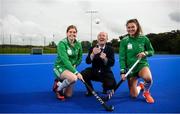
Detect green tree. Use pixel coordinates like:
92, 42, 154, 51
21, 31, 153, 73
81, 41, 91, 53
147, 30, 180, 54
48, 41, 57, 48
92, 40, 98, 47
110, 39, 119, 53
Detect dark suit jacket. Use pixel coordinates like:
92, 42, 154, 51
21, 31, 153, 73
86, 45, 115, 73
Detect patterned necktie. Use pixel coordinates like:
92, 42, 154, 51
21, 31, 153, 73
100, 48, 104, 53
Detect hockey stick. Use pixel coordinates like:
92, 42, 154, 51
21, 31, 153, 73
103, 58, 141, 101
81, 79, 114, 111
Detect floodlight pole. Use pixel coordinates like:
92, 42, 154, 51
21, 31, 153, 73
86, 10, 98, 44
10, 34, 12, 45
44, 36, 46, 47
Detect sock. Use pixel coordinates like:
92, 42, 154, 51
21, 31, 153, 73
144, 81, 152, 92
57, 79, 71, 91
137, 86, 141, 95
57, 81, 62, 86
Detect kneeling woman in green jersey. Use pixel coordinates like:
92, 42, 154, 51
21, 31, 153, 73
53, 25, 83, 100
120, 19, 155, 103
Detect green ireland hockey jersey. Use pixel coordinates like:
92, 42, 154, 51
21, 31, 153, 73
54, 38, 83, 74
119, 35, 154, 73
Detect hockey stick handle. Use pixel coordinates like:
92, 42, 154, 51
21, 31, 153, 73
115, 58, 141, 91
124, 58, 141, 78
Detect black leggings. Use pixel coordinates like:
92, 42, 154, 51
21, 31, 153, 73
81, 67, 117, 93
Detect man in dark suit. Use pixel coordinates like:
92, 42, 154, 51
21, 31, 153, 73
81, 32, 117, 96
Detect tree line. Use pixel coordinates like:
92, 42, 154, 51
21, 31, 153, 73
0, 30, 179, 54
81, 30, 180, 54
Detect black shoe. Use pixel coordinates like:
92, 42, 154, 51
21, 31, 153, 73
85, 91, 93, 97
102, 89, 108, 94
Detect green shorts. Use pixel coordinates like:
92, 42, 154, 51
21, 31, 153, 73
53, 66, 66, 78
127, 63, 149, 80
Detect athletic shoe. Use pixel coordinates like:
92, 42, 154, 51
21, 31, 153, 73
85, 91, 93, 97
139, 81, 145, 91
53, 80, 65, 100
53, 79, 59, 92
143, 91, 154, 103
55, 91, 65, 100
102, 89, 108, 94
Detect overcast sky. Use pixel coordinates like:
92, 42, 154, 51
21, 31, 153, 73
0, 0, 180, 45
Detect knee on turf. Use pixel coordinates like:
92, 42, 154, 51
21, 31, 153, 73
130, 93, 138, 98
65, 94, 72, 98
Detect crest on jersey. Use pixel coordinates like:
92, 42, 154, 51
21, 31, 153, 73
67, 48, 72, 55
127, 43, 133, 49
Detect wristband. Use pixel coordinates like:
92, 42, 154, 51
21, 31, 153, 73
144, 51, 148, 56
74, 71, 79, 75
120, 69, 126, 74
121, 72, 126, 74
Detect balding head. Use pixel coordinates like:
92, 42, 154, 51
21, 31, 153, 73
97, 32, 108, 46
